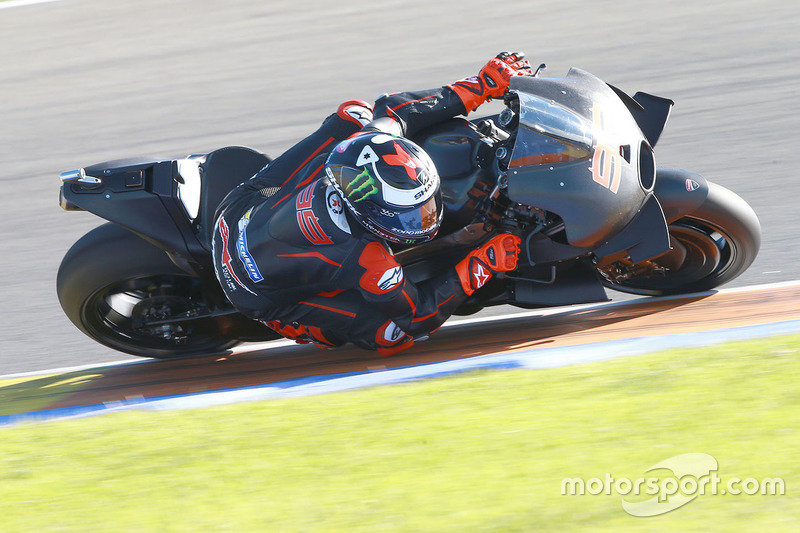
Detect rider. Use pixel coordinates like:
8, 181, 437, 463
212, 52, 530, 355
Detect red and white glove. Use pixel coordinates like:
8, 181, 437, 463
455, 233, 522, 296
449, 52, 533, 113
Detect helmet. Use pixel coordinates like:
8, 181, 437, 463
325, 132, 443, 244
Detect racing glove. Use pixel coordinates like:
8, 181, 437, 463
455, 233, 522, 296
449, 51, 533, 113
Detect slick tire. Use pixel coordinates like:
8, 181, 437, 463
604, 181, 761, 296
57, 222, 239, 358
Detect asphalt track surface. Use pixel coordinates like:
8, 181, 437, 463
1, 0, 799, 374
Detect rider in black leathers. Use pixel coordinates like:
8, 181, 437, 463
212, 53, 530, 355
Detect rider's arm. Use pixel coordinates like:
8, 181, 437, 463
366, 52, 533, 138
352, 235, 521, 336
369, 86, 468, 139
351, 239, 465, 336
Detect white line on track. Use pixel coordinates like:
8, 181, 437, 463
3, 279, 799, 381
0, 0, 63, 9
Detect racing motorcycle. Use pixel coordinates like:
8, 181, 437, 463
56, 67, 761, 358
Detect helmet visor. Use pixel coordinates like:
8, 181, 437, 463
365, 194, 441, 241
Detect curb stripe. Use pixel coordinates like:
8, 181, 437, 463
3, 318, 799, 427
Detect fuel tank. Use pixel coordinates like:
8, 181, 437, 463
412, 118, 494, 236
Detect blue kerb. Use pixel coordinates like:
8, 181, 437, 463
0, 360, 522, 427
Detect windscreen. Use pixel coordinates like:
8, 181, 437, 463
509, 92, 594, 169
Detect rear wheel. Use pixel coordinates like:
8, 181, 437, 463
602, 182, 761, 296
57, 223, 240, 358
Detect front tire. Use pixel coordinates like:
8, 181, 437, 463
57, 223, 240, 358
603, 182, 761, 296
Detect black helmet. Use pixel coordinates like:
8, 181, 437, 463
325, 132, 443, 244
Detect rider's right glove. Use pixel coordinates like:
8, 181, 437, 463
455, 233, 522, 296
449, 51, 533, 113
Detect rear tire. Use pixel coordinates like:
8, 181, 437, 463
603, 182, 761, 296
57, 223, 240, 358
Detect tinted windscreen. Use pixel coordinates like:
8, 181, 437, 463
509, 92, 593, 168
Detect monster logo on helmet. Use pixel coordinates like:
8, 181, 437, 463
345, 167, 378, 203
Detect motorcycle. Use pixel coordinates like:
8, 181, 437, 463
56, 67, 761, 358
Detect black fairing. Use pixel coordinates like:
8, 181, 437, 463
652, 168, 709, 222
75, 157, 193, 258
513, 262, 609, 306
608, 85, 674, 147
62, 147, 270, 269
593, 194, 670, 263
506, 69, 670, 258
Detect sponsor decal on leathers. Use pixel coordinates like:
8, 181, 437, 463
326, 185, 351, 234
236, 208, 264, 283
377, 265, 404, 291
216, 216, 257, 295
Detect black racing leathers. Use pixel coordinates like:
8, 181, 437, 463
212, 85, 473, 353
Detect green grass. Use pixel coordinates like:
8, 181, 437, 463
1, 335, 798, 532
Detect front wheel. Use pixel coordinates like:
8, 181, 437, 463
57, 223, 241, 358
602, 182, 761, 296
